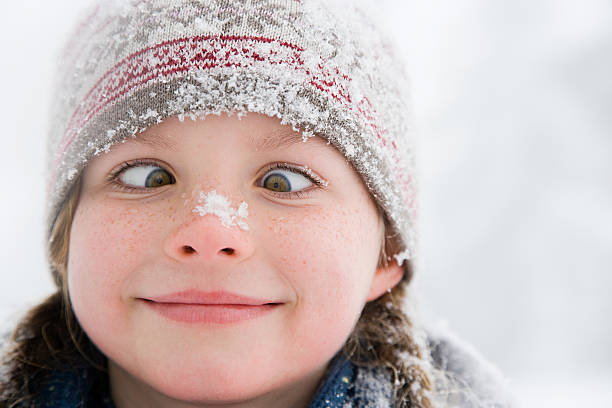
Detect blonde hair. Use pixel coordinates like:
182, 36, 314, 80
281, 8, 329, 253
344, 210, 434, 407
2, 177, 435, 407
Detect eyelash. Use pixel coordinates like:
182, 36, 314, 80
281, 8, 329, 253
106, 160, 326, 198
258, 163, 326, 199
106, 159, 167, 193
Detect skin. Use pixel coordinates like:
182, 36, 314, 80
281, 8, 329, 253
68, 113, 403, 408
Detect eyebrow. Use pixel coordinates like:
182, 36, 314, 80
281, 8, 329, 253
249, 128, 330, 152
131, 131, 178, 151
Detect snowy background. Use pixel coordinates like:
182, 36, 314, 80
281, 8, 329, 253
1, 1, 611, 406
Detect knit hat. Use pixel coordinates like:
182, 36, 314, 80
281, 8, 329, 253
47, 0, 416, 264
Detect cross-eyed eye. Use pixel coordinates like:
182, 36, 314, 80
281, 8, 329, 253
260, 165, 315, 193
116, 163, 175, 188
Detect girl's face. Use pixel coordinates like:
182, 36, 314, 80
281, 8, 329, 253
68, 113, 402, 407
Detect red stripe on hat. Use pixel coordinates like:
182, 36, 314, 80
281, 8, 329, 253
56, 35, 393, 171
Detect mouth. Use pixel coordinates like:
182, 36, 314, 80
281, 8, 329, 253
139, 290, 282, 324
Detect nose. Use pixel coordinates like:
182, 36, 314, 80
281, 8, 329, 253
163, 210, 254, 263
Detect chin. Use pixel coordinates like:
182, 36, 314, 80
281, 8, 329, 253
130, 359, 295, 405
173, 372, 263, 400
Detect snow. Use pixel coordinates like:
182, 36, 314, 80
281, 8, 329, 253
392, 249, 411, 265
192, 190, 249, 231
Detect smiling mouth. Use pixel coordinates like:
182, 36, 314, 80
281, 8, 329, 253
139, 290, 282, 324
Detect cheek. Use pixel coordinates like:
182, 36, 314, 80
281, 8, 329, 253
282, 205, 378, 281
264, 202, 380, 347
67, 198, 163, 335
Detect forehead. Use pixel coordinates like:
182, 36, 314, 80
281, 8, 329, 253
129, 115, 335, 155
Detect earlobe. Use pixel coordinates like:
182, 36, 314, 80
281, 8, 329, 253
366, 260, 404, 301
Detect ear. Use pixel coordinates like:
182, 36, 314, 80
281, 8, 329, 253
365, 260, 404, 301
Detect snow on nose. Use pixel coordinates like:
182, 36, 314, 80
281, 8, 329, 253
192, 190, 249, 231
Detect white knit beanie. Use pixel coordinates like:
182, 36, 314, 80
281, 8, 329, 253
47, 0, 416, 265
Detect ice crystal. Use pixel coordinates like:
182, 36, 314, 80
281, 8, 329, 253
393, 249, 411, 265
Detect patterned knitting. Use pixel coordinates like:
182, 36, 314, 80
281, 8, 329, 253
47, 0, 416, 261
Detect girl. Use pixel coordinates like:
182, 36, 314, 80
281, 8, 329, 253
1, 0, 510, 407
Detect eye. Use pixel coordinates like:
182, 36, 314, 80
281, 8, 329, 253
261, 165, 314, 193
117, 163, 175, 188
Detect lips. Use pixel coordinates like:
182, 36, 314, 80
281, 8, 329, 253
140, 290, 281, 324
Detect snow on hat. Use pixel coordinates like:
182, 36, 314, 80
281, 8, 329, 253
47, 0, 416, 264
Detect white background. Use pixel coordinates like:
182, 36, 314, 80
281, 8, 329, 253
1, 1, 611, 406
